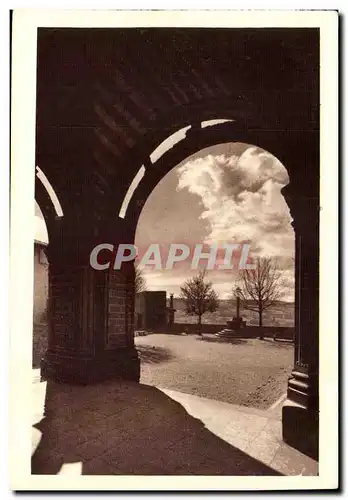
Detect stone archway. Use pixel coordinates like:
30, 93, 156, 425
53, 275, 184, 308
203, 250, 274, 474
128, 125, 319, 461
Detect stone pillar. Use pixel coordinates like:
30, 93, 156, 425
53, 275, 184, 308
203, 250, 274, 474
41, 241, 140, 384
168, 293, 175, 329
281, 186, 320, 460
236, 295, 240, 320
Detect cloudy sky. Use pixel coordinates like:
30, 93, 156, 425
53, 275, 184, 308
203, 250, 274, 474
35, 142, 295, 301
135, 142, 295, 301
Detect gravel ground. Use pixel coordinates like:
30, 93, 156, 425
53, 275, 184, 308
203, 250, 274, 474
135, 333, 294, 409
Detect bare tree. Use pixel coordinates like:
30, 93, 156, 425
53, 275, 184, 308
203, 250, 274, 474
180, 271, 219, 336
135, 265, 147, 294
235, 257, 285, 336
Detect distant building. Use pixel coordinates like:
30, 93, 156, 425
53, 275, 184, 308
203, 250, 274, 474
33, 239, 48, 323
135, 291, 168, 331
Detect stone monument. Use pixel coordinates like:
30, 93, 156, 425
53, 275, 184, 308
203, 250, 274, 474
217, 289, 246, 337
166, 293, 176, 330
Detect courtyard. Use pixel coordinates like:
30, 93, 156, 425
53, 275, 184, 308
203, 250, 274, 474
31, 331, 319, 476
136, 334, 294, 409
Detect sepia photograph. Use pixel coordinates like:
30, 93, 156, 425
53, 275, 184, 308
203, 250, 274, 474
9, 9, 338, 491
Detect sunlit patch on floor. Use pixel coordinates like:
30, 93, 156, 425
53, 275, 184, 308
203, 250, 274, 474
58, 462, 83, 475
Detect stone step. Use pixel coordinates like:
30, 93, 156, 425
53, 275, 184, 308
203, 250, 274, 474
216, 329, 241, 338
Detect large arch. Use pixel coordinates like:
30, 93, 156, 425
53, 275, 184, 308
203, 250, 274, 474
126, 125, 318, 459
123, 121, 316, 234
36, 28, 319, 459
133, 139, 295, 323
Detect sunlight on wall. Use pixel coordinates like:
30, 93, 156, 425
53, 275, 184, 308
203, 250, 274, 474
119, 165, 146, 219
201, 119, 234, 128
150, 126, 191, 163
58, 462, 83, 476
149, 120, 234, 164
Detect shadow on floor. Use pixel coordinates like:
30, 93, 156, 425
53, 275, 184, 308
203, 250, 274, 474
32, 380, 282, 476
261, 339, 294, 349
136, 345, 174, 364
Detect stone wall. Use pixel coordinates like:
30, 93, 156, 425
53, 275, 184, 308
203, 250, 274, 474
172, 298, 295, 328
32, 242, 49, 367
32, 322, 48, 368
169, 322, 294, 340
33, 243, 48, 323
107, 272, 128, 349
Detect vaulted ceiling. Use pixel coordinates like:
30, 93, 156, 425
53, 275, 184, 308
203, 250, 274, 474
35, 28, 319, 236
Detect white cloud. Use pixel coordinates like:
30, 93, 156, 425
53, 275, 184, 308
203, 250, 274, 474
176, 147, 294, 261
175, 146, 295, 300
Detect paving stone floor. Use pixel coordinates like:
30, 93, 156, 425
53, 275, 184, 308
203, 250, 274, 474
31, 369, 318, 476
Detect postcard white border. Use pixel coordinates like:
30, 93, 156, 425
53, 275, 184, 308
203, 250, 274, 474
9, 9, 338, 491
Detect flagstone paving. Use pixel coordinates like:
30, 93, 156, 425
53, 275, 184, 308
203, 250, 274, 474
32, 370, 318, 477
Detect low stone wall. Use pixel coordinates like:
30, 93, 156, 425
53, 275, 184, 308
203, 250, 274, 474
32, 320, 294, 368
169, 323, 226, 335
168, 322, 294, 340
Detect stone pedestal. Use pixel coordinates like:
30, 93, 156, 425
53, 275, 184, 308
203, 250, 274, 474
282, 393, 319, 461
226, 317, 246, 330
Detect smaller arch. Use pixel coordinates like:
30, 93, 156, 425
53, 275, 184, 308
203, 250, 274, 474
36, 166, 64, 218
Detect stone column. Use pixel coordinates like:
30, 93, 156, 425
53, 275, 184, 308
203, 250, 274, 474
281, 185, 320, 460
41, 236, 140, 384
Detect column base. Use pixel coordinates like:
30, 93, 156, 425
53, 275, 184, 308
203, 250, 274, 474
282, 399, 319, 461
41, 347, 140, 385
